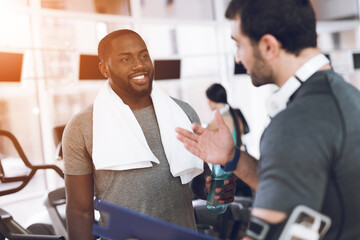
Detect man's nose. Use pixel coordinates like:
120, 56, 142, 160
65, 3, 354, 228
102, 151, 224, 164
132, 57, 145, 70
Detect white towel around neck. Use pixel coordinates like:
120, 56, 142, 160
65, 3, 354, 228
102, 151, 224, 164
92, 80, 203, 184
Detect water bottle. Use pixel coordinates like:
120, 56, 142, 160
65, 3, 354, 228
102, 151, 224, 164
206, 164, 232, 214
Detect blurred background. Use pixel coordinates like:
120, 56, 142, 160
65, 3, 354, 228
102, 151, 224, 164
1, 0, 360, 229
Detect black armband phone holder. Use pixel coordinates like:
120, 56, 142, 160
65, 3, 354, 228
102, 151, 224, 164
246, 205, 332, 240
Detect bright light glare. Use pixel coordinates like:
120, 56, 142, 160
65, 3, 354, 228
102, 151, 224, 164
32, 107, 40, 115
0, 2, 31, 48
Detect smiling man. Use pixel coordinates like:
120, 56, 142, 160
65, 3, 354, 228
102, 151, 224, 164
62, 29, 235, 240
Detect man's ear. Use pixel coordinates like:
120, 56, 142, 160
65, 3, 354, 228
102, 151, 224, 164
99, 61, 110, 79
258, 34, 281, 61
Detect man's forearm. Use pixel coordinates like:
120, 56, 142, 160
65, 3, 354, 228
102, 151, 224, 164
191, 163, 211, 200
66, 209, 95, 240
191, 174, 207, 200
233, 151, 258, 190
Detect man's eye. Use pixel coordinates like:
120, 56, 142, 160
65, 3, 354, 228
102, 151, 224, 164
140, 54, 149, 59
121, 58, 130, 62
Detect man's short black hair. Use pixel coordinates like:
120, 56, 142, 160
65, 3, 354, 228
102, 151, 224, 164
225, 0, 317, 55
98, 29, 140, 61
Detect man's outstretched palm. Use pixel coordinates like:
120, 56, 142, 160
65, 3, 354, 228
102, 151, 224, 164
176, 110, 235, 166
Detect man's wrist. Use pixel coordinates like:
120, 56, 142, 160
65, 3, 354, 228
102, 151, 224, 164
221, 146, 241, 172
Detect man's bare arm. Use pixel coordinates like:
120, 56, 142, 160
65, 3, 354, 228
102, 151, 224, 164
232, 150, 259, 191
191, 163, 211, 200
65, 174, 96, 240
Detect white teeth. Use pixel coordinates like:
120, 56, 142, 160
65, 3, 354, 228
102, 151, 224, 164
133, 75, 145, 80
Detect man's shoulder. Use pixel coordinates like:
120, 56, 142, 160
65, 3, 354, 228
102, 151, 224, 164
69, 104, 93, 124
308, 69, 359, 97
171, 97, 200, 124
171, 97, 192, 110
64, 104, 93, 137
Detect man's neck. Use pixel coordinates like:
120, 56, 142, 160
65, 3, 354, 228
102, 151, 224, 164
274, 48, 330, 88
109, 81, 153, 110
125, 97, 153, 111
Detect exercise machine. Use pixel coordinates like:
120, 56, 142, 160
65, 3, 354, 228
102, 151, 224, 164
192, 196, 253, 239
0, 129, 66, 240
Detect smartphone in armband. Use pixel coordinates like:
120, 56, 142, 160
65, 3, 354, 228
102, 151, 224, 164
279, 205, 331, 240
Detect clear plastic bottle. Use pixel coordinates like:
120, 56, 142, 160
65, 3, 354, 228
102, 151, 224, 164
206, 164, 232, 214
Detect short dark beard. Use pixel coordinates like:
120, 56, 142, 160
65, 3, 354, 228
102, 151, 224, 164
251, 45, 274, 87
108, 67, 153, 98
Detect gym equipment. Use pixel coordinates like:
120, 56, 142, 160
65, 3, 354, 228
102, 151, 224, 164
92, 198, 218, 240
193, 196, 253, 239
0, 129, 66, 240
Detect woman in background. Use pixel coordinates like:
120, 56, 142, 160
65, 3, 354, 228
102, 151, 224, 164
206, 83, 252, 197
